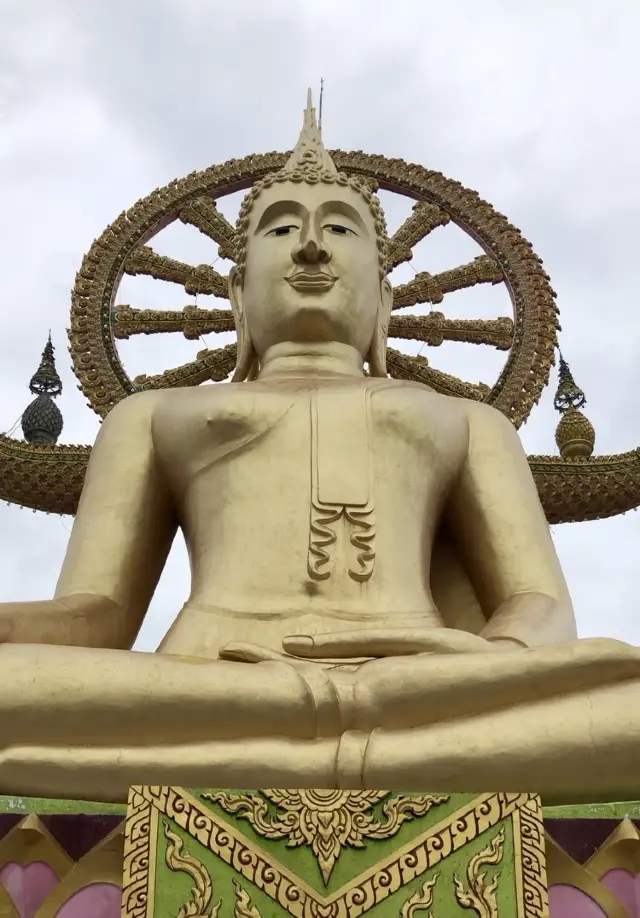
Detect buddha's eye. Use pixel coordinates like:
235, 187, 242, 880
324, 224, 357, 236
267, 224, 299, 237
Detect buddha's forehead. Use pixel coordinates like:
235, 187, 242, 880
248, 180, 378, 236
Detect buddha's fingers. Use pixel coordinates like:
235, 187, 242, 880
283, 627, 495, 659
219, 641, 292, 664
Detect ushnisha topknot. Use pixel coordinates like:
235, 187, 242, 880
234, 89, 389, 279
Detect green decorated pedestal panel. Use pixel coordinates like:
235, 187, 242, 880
122, 788, 548, 918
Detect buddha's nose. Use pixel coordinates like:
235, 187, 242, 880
292, 229, 332, 265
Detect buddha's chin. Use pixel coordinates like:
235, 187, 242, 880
281, 297, 357, 340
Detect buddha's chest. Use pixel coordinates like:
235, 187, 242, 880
152, 381, 468, 498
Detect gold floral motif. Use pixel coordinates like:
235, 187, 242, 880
204, 789, 449, 884
399, 875, 439, 918
164, 821, 219, 918
453, 829, 505, 918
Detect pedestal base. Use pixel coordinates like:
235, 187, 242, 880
123, 788, 548, 918
2, 793, 640, 916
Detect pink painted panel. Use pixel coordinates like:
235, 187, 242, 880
55, 882, 121, 918
601, 868, 640, 917
549, 883, 608, 917
0, 861, 59, 918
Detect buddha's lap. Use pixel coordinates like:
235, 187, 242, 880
0, 636, 639, 714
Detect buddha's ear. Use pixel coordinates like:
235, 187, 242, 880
229, 267, 257, 382
368, 277, 393, 378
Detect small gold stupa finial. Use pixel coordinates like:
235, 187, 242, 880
553, 352, 595, 458
283, 88, 338, 176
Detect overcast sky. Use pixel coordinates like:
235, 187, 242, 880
1, 0, 639, 649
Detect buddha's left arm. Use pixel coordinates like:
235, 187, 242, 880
446, 401, 577, 648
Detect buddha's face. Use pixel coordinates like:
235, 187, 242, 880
230, 180, 392, 364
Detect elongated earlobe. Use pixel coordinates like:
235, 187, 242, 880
229, 267, 257, 382
368, 278, 393, 378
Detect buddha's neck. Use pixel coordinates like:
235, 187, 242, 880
257, 342, 366, 380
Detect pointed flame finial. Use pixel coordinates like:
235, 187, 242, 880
553, 351, 595, 458
28, 332, 62, 398
553, 352, 586, 413
21, 333, 64, 445
283, 88, 337, 176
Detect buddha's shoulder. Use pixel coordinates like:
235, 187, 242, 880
377, 383, 518, 431
376, 379, 470, 414
99, 388, 220, 431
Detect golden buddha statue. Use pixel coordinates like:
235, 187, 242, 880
0, 93, 639, 805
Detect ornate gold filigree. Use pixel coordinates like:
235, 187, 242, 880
124, 246, 228, 298
233, 881, 263, 918
127, 788, 545, 918
453, 828, 505, 918
203, 789, 449, 885
513, 800, 548, 918
164, 821, 219, 918
132, 344, 237, 390
399, 875, 439, 918
387, 201, 450, 269
178, 196, 237, 261
386, 348, 490, 401
122, 788, 157, 918
114, 305, 234, 340
389, 314, 513, 350
392, 256, 503, 310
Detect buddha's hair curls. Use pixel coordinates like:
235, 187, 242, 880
233, 166, 389, 281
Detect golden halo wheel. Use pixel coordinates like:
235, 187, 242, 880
69, 150, 558, 428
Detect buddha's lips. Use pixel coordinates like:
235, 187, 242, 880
286, 272, 337, 292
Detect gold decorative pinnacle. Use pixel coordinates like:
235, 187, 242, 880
283, 88, 338, 176
28, 333, 62, 397
553, 353, 595, 458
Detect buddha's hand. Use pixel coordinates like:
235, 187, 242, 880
282, 628, 526, 660
220, 628, 525, 666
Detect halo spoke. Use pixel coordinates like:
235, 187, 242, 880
124, 246, 229, 298
114, 305, 234, 340
392, 255, 503, 310
178, 196, 237, 260
386, 347, 489, 400
387, 202, 450, 269
389, 314, 513, 350
133, 344, 237, 390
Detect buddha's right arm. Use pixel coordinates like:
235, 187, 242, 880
1, 392, 178, 649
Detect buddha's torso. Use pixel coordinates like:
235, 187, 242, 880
151, 377, 469, 659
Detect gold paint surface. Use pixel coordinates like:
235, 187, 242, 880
0, 95, 639, 806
